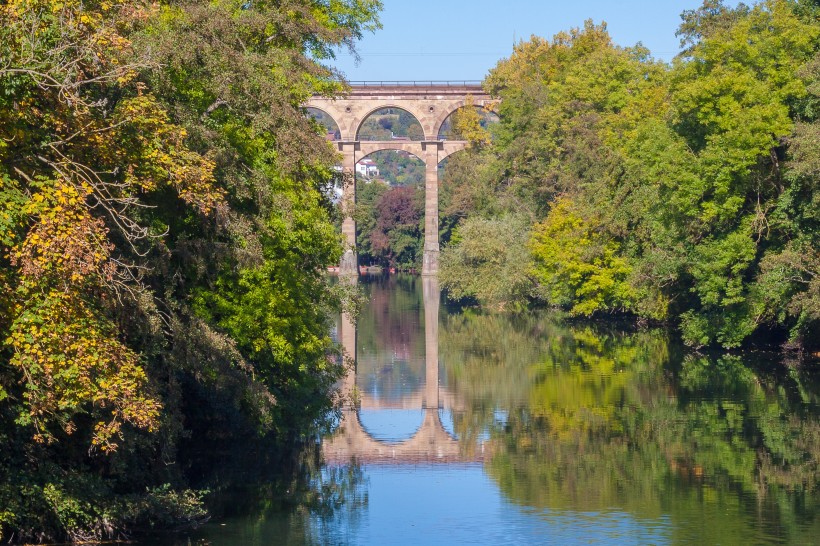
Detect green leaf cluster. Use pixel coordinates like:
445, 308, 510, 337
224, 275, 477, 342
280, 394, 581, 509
441, 0, 820, 349
0, 0, 382, 541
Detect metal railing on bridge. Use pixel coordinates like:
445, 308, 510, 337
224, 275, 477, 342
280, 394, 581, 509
347, 80, 483, 87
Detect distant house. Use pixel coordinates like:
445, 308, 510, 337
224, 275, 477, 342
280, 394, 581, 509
356, 159, 379, 178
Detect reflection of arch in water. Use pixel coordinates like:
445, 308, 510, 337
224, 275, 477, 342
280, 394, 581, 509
324, 407, 466, 465
358, 408, 425, 442
326, 277, 486, 465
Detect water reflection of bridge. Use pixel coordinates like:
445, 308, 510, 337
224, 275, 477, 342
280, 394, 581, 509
323, 277, 486, 466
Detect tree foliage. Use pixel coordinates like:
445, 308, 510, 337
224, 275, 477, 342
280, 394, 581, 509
0, 0, 381, 541
440, 214, 532, 308
442, 1, 820, 349
529, 198, 633, 316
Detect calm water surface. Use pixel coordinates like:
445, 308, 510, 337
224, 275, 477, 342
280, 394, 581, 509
164, 275, 820, 545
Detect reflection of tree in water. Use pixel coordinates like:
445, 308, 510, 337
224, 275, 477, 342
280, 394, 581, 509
302, 464, 369, 543
358, 360, 422, 403
165, 450, 368, 546
440, 310, 820, 544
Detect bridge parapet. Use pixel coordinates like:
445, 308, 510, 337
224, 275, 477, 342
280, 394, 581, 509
340, 82, 489, 100
346, 80, 483, 86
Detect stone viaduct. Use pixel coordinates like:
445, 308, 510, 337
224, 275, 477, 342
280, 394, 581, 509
305, 82, 494, 276
323, 277, 487, 465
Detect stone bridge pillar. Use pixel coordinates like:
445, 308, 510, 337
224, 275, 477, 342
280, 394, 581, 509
422, 142, 441, 276
339, 144, 358, 276
423, 275, 440, 409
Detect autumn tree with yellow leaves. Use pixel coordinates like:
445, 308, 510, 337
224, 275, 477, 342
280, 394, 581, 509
0, 0, 381, 541
0, 0, 224, 451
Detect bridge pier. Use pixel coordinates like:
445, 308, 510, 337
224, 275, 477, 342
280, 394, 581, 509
339, 145, 358, 277
422, 142, 441, 276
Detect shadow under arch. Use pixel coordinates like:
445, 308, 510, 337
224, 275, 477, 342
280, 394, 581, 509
356, 106, 425, 142
305, 106, 341, 141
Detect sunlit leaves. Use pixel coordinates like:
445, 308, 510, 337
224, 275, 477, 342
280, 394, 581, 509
454, 0, 820, 348
0, 0, 226, 451
11, 179, 112, 283
112, 95, 223, 214
0, 0, 382, 540
1, 175, 161, 450
440, 214, 532, 308
530, 198, 634, 316
451, 97, 492, 148
7, 290, 159, 451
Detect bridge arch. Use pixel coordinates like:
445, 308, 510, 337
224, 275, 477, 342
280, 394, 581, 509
305, 106, 341, 140
356, 148, 425, 185
434, 103, 499, 140
306, 104, 355, 140
438, 144, 468, 163
356, 106, 425, 142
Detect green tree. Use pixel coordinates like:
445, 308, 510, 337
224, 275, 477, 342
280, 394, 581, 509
445, 2, 820, 349
530, 198, 635, 316
440, 214, 533, 308
0, 0, 382, 540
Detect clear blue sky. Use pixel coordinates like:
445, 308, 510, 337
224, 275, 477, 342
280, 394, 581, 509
331, 0, 718, 81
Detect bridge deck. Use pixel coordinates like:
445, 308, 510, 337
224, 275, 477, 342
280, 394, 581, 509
316, 81, 489, 99
348, 80, 482, 86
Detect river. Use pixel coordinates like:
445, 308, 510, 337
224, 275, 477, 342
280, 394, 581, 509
161, 274, 820, 545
